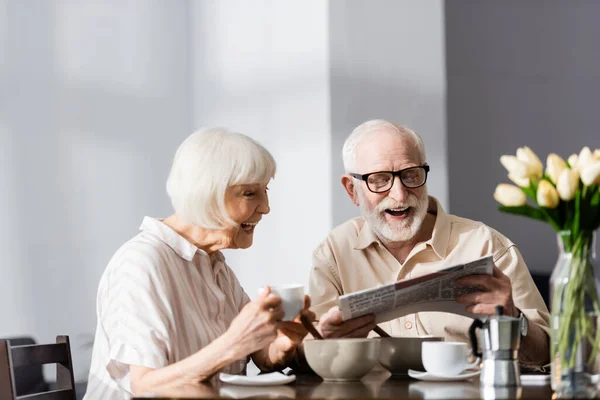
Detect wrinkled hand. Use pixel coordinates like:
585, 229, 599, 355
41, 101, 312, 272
455, 265, 518, 317
317, 306, 376, 338
226, 287, 284, 356
269, 295, 317, 359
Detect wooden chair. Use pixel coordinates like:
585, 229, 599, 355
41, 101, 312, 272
0, 337, 48, 396
0, 336, 76, 400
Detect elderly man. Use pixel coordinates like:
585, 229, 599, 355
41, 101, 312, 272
309, 119, 550, 367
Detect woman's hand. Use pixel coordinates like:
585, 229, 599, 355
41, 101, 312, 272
259, 295, 316, 370
129, 288, 285, 394
225, 287, 284, 357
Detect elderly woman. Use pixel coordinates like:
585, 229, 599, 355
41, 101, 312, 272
84, 128, 314, 399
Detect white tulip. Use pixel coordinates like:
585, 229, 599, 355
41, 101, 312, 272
516, 146, 543, 178
556, 169, 579, 201
494, 184, 527, 207
508, 173, 530, 188
537, 180, 560, 208
545, 153, 567, 184
500, 155, 531, 179
580, 162, 600, 186
594, 149, 600, 161
578, 147, 594, 169
567, 153, 579, 170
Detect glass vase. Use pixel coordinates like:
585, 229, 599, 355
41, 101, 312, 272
550, 230, 600, 398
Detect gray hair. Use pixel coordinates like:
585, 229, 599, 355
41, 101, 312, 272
166, 127, 276, 229
342, 119, 426, 172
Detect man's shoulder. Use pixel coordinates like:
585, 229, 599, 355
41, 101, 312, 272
445, 212, 514, 249
313, 217, 365, 258
329, 216, 366, 238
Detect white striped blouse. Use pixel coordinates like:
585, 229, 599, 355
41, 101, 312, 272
84, 217, 250, 399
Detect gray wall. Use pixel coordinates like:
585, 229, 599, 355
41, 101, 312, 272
446, 0, 600, 273
329, 0, 448, 225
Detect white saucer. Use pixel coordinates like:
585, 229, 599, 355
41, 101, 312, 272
220, 385, 296, 398
219, 372, 296, 386
408, 369, 481, 382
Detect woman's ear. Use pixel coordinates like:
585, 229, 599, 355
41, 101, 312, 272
341, 175, 360, 206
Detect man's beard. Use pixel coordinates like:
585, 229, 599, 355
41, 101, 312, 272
357, 186, 429, 243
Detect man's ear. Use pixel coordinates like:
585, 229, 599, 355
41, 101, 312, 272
341, 175, 360, 206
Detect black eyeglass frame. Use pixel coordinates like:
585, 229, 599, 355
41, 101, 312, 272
350, 165, 430, 193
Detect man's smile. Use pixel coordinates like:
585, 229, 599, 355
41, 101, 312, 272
384, 206, 411, 219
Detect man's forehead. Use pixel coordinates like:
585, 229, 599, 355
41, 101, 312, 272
355, 131, 420, 168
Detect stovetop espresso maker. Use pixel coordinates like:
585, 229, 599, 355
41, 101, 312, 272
469, 305, 522, 387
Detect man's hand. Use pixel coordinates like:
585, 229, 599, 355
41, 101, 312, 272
317, 306, 376, 338
455, 265, 518, 317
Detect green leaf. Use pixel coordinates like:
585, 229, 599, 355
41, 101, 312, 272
591, 187, 600, 207
546, 207, 562, 229
538, 207, 562, 232
589, 186, 600, 229
498, 205, 548, 223
574, 188, 581, 236
521, 185, 537, 201
564, 200, 573, 230
577, 185, 600, 231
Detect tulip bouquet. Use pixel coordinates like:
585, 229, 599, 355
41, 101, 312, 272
494, 146, 600, 393
494, 146, 600, 236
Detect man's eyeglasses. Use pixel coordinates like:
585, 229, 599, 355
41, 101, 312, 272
350, 165, 430, 193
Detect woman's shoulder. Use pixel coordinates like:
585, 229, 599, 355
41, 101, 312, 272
104, 231, 179, 278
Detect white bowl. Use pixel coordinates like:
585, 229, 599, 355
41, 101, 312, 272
378, 336, 444, 375
304, 338, 380, 382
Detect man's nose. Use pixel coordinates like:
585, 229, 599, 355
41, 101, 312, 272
388, 176, 408, 202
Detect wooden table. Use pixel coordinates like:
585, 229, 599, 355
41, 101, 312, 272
135, 369, 555, 399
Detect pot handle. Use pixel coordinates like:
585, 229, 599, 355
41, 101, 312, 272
468, 318, 484, 359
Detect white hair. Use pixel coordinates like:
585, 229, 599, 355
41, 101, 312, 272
166, 127, 276, 229
342, 119, 426, 172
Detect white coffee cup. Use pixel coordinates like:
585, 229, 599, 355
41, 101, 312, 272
265, 284, 304, 321
421, 341, 480, 377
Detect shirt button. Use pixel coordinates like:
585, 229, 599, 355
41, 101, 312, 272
405, 321, 413, 329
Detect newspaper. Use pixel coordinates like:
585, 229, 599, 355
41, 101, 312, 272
339, 256, 494, 323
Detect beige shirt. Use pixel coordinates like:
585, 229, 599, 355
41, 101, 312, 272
309, 198, 550, 367
84, 217, 250, 399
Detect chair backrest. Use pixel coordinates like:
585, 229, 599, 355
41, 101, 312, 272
0, 337, 48, 396
0, 336, 76, 400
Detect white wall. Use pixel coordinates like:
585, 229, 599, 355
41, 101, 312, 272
329, 0, 448, 224
0, 0, 445, 383
0, 0, 191, 381
189, 0, 331, 294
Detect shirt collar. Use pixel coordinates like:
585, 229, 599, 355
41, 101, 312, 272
354, 219, 381, 250
353, 196, 451, 259
139, 216, 226, 263
425, 197, 451, 259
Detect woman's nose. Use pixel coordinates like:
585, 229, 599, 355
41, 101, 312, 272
258, 193, 270, 214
